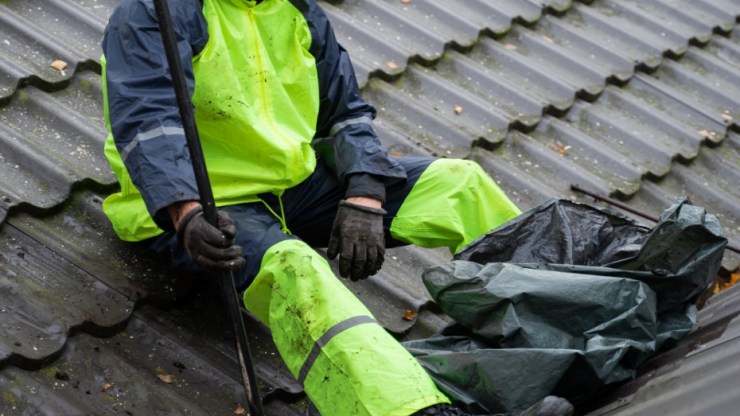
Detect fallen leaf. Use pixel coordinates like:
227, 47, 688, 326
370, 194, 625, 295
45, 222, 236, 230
542, 35, 554, 43
721, 114, 733, 122
51, 60, 68, 72
392, 152, 403, 157
698, 129, 713, 139
547, 141, 570, 154
401, 0, 411, 3
101, 382, 115, 392
454, 106, 463, 115
386, 61, 399, 70
720, 272, 740, 292
157, 374, 173, 384
402, 310, 417, 321
504, 44, 518, 50
234, 405, 246, 415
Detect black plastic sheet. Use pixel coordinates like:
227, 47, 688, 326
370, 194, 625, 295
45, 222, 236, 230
404, 198, 726, 414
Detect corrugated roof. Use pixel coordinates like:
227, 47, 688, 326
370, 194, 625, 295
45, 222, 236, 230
1, 0, 740, 415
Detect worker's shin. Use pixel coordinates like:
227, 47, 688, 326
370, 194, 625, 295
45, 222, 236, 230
243, 239, 448, 416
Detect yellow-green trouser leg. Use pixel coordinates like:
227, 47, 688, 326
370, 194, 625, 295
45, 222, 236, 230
243, 239, 449, 416
390, 158, 522, 253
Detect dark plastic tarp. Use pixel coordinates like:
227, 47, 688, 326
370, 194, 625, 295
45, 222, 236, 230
403, 198, 727, 414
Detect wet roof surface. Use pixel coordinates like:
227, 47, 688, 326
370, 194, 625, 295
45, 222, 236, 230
1, 0, 740, 415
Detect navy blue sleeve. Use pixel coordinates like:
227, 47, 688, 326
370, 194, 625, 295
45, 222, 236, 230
297, 0, 407, 197
102, 0, 208, 230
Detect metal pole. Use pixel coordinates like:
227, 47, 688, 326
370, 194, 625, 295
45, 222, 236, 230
152, 1, 264, 414
571, 184, 740, 255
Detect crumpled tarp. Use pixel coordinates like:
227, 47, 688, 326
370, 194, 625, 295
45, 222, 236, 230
403, 198, 727, 414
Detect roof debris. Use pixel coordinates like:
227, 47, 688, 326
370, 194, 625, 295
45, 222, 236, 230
547, 141, 571, 154
157, 374, 173, 384
386, 61, 399, 70
402, 310, 417, 321
720, 271, 740, 292
504, 44, 518, 50
454, 106, 463, 115
698, 129, 715, 139
101, 382, 115, 392
542, 35, 554, 43
234, 405, 246, 415
51, 60, 68, 72
721, 114, 733, 122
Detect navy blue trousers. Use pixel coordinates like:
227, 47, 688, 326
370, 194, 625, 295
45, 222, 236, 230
140, 156, 434, 291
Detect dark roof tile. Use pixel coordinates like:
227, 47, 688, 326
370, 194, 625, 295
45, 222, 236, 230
0, 72, 114, 219
2, 1, 740, 415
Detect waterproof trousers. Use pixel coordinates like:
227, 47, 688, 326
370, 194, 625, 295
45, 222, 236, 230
143, 156, 521, 416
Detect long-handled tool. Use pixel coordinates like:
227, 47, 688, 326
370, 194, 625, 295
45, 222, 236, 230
152, 1, 264, 414
571, 184, 740, 255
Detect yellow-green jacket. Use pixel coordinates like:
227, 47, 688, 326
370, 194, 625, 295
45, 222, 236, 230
102, 0, 406, 241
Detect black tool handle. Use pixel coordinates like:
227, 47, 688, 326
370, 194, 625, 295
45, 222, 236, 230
152, 1, 264, 414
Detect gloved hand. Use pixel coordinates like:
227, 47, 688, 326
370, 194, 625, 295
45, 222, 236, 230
327, 200, 387, 281
177, 206, 246, 272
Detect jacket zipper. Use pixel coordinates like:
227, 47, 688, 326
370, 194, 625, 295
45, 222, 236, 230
247, 7, 301, 184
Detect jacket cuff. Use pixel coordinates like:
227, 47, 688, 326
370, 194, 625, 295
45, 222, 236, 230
345, 173, 386, 204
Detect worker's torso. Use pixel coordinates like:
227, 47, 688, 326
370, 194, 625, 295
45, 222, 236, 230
104, 0, 320, 240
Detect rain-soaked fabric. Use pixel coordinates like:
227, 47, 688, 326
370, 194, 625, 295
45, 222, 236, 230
403, 198, 727, 414
244, 239, 449, 416
390, 159, 521, 254
101, 0, 405, 241
140, 156, 522, 415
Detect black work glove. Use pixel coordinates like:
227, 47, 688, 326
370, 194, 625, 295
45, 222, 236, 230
177, 206, 246, 272
327, 200, 387, 281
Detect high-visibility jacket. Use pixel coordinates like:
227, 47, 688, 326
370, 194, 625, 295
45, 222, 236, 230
102, 0, 406, 241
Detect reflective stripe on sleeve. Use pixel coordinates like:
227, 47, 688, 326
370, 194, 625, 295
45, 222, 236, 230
120, 126, 185, 162
297, 315, 378, 385
328, 116, 373, 137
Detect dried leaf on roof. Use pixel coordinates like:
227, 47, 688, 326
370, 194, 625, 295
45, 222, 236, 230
402, 310, 417, 321
386, 62, 399, 70
547, 141, 570, 154
698, 129, 715, 139
51, 60, 68, 72
101, 382, 115, 392
157, 374, 173, 384
720, 272, 740, 292
234, 405, 246, 414
454, 106, 463, 115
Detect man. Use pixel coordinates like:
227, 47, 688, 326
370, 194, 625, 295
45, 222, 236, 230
101, 0, 574, 415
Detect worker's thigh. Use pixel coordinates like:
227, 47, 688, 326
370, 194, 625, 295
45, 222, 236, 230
140, 203, 298, 290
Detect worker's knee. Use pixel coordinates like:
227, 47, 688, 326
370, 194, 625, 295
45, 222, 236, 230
243, 239, 325, 325
427, 157, 478, 174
